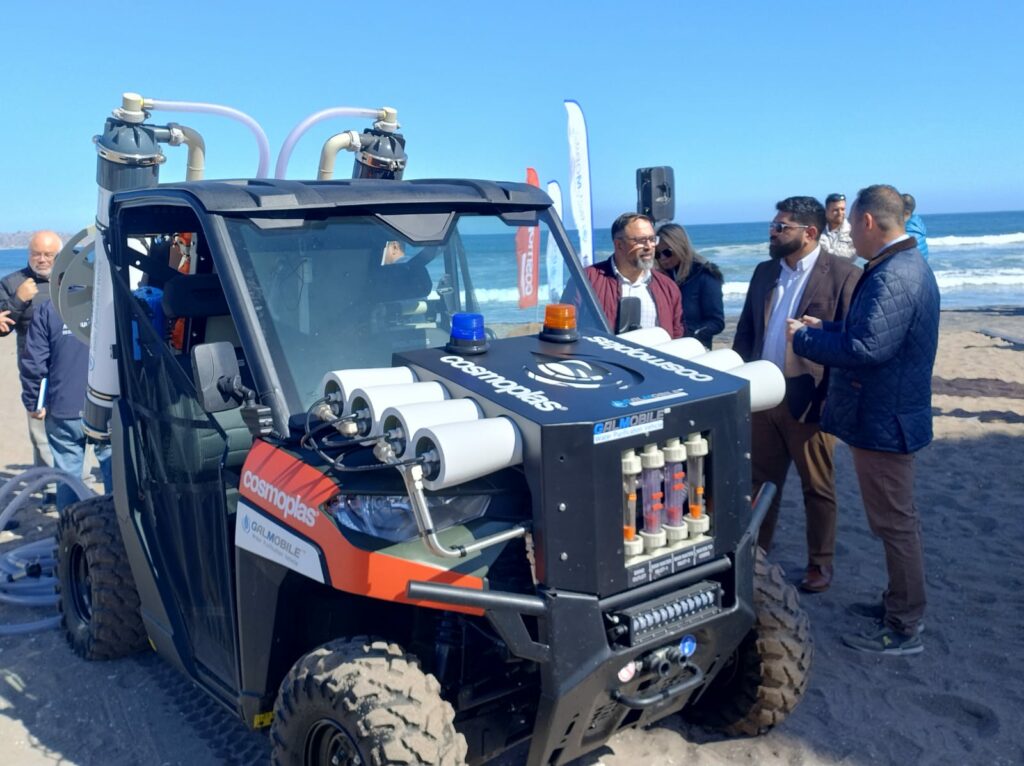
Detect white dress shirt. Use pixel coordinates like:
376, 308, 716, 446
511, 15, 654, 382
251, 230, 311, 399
611, 259, 658, 329
762, 247, 821, 371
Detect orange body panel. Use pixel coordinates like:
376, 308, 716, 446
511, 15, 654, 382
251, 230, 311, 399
240, 440, 484, 615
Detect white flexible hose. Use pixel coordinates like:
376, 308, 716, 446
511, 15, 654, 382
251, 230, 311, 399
145, 98, 272, 178
1, 467, 96, 634
275, 106, 382, 179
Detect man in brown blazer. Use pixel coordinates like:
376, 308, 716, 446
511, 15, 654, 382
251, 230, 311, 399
734, 196, 860, 592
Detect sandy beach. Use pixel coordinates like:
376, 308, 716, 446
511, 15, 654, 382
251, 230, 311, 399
2, 308, 1023, 766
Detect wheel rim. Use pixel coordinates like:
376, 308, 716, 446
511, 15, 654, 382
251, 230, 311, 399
67, 542, 93, 624
304, 718, 364, 766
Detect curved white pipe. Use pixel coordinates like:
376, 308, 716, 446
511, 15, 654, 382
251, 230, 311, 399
144, 98, 271, 178
168, 123, 206, 181
318, 131, 360, 180
276, 106, 383, 179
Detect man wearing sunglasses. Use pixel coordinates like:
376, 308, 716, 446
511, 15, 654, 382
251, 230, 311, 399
573, 212, 684, 338
734, 197, 859, 594
821, 193, 857, 262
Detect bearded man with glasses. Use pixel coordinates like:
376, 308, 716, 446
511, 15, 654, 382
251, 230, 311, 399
733, 197, 860, 594
569, 212, 684, 338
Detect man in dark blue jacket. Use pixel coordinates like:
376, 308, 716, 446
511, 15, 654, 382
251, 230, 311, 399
20, 299, 111, 511
788, 184, 940, 656
1, 230, 60, 468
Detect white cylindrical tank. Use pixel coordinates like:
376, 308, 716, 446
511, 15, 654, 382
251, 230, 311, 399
413, 417, 523, 491
689, 348, 745, 371
729, 360, 786, 412
655, 336, 707, 360
321, 366, 416, 407
380, 399, 482, 458
619, 326, 672, 348
347, 381, 448, 436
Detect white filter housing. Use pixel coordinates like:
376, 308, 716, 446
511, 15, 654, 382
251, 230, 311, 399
619, 326, 672, 347
413, 417, 523, 491
347, 381, 448, 436
655, 336, 707, 360
381, 398, 482, 458
730, 360, 786, 412
689, 348, 745, 372
321, 366, 416, 405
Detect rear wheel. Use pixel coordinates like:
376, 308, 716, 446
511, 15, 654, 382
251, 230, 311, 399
271, 636, 467, 766
56, 495, 148, 660
684, 549, 813, 735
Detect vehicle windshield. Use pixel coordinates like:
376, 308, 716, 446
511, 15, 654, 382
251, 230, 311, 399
224, 210, 606, 411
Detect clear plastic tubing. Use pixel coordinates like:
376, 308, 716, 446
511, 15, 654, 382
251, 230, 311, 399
664, 459, 686, 527
689, 453, 704, 518
642, 463, 664, 534
621, 450, 640, 542
146, 99, 271, 178
275, 107, 381, 179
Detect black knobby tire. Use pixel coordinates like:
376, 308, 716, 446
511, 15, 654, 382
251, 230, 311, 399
684, 549, 813, 736
271, 637, 467, 766
56, 495, 148, 660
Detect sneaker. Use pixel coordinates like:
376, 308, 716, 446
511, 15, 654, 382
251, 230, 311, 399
842, 625, 923, 656
848, 601, 924, 634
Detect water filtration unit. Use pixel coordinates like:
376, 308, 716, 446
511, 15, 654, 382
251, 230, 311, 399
49, 92, 811, 766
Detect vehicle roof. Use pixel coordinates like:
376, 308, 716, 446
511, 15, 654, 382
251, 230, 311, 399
113, 178, 553, 214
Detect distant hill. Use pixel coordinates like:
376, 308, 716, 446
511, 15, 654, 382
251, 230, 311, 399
0, 231, 76, 249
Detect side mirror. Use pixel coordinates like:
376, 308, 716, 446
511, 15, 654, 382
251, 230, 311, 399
617, 296, 642, 333
191, 342, 241, 413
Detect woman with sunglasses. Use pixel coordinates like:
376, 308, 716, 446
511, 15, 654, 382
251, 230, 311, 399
654, 223, 724, 349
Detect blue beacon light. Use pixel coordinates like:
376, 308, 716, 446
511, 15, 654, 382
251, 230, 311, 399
679, 634, 697, 658
446, 312, 489, 355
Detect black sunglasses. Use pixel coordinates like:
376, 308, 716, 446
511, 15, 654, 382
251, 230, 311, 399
768, 222, 809, 233
656, 248, 674, 259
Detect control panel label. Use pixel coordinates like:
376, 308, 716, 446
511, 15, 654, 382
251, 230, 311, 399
593, 408, 666, 444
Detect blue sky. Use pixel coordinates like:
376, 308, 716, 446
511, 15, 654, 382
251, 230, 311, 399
1, 0, 1021, 231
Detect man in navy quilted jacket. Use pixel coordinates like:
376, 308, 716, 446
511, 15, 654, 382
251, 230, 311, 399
787, 184, 940, 656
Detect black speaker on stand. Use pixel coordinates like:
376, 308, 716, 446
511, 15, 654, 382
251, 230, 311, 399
636, 166, 675, 226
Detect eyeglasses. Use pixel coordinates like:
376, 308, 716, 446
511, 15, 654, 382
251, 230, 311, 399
768, 222, 809, 233
618, 235, 660, 246
656, 249, 674, 259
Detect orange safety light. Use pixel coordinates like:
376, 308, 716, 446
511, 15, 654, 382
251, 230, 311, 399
540, 303, 579, 342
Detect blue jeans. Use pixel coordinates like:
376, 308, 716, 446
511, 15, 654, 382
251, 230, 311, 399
45, 417, 112, 512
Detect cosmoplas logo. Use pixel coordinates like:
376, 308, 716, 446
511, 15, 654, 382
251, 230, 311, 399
583, 336, 714, 382
242, 470, 318, 527
439, 355, 567, 412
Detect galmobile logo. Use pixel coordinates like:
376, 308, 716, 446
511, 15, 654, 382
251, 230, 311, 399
582, 336, 714, 383
242, 470, 318, 527
439, 355, 567, 412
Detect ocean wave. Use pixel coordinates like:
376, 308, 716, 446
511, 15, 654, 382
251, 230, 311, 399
702, 243, 766, 258
934, 270, 1024, 289
930, 232, 1024, 248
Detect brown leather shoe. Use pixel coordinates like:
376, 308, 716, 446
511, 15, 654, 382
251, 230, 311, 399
799, 564, 833, 593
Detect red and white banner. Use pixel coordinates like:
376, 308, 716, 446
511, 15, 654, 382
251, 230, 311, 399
516, 168, 541, 308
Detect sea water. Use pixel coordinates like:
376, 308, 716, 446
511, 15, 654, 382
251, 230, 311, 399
4, 210, 1021, 321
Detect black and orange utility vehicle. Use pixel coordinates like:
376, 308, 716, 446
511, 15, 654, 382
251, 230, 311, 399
52, 94, 812, 765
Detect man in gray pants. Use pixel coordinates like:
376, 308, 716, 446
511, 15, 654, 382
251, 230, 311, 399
788, 185, 940, 656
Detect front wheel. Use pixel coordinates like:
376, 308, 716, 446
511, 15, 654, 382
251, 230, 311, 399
56, 495, 148, 660
683, 548, 813, 736
271, 636, 467, 766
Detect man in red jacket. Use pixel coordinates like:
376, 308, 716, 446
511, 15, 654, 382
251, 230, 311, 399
582, 213, 684, 338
